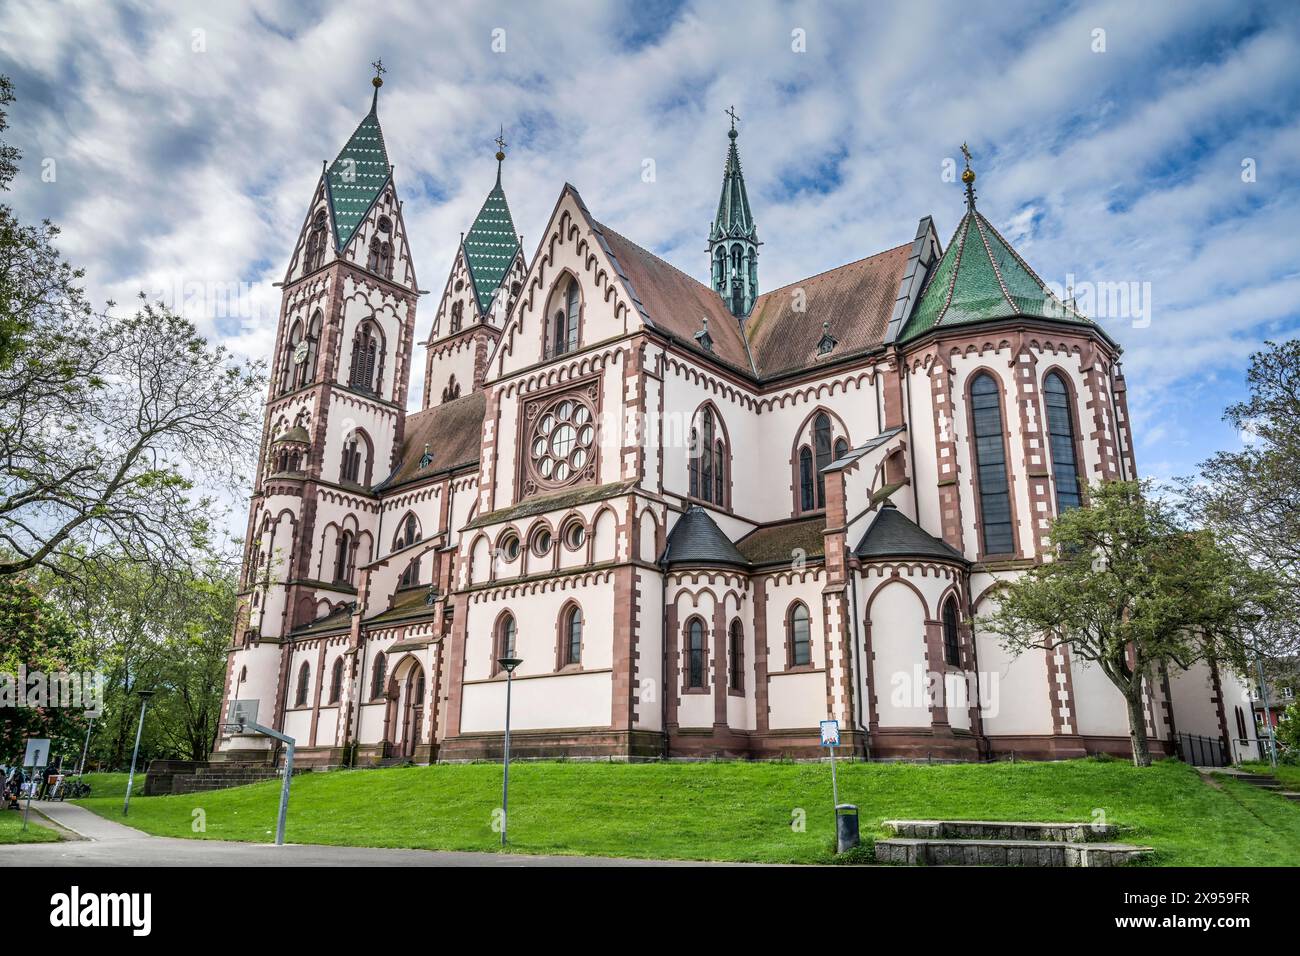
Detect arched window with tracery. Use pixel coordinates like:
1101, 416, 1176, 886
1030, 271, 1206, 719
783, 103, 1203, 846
1044, 372, 1082, 514
333, 529, 353, 583
797, 412, 840, 513
340, 431, 367, 485
304, 209, 327, 272
688, 406, 729, 507
349, 322, 379, 392
549, 277, 580, 358
329, 657, 343, 704
728, 619, 744, 691
295, 661, 311, 707
942, 596, 961, 667
441, 375, 461, 404
494, 613, 517, 674
687, 618, 706, 689
450, 300, 463, 334
788, 602, 811, 668
371, 652, 387, 700
281, 320, 303, 395
562, 604, 583, 666
970, 373, 1015, 555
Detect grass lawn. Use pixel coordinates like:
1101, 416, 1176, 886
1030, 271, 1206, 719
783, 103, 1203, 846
72, 757, 1300, 865
0, 807, 62, 844
77, 772, 146, 800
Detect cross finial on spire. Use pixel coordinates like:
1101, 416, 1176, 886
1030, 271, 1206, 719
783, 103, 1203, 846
370, 59, 386, 112
725, 105, 740, 138
494, 125, 508, 185
960, 142, 977, 210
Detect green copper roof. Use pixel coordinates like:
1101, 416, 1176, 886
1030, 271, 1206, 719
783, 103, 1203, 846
901, 208, 1090, 342
463, 163, 521, 312
326, 101, 391, 251
710, 128, 757, 242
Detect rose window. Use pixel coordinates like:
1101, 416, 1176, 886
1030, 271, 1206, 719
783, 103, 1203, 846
529, 398, 595, 486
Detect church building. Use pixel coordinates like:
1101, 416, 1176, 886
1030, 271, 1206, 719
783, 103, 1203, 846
218, 71, 1255, 766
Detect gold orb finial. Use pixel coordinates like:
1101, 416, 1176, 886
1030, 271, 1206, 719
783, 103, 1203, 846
962, 167, 975, 184
371, 58, 386, 89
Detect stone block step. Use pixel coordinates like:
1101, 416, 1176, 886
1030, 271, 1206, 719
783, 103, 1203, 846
1279, 792, 1300, 802
874, 837, 1152, 867
881, 819, 1121, 842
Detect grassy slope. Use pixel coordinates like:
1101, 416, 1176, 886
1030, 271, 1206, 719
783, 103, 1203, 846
0, 808, 62, 844
1239, 761, 1300, 790
74, 758, 1300, 865
78, 772, 145, 799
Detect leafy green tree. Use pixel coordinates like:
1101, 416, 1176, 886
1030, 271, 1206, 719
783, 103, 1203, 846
0, 574, 92, 766
1182, 338, 1300, 666
983, 480, 1275, 767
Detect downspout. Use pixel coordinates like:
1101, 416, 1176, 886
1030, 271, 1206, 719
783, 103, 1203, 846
848, 552, 869, 760
963, 571, 987, 759
660, 555, 670, 760
902, 356, 921, 518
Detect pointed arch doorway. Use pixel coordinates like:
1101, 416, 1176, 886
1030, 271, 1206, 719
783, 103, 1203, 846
387, 656, 427, 760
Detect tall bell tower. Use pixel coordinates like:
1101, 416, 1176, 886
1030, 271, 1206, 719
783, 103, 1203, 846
708, 106, 759, 317
223, 63, 421, 742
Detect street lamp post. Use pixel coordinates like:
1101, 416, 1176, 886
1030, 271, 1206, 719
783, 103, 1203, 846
1243, 613, 1276, 769
123, 689, 154, 816
77, 718, 94, 777
497, 656, 522, 847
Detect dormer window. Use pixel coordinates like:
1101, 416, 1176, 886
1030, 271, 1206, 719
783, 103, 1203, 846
694, 317, 714, 353
817, 321, 837, 355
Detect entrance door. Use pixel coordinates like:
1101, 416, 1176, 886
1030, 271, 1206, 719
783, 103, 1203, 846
401, 668, 425, 759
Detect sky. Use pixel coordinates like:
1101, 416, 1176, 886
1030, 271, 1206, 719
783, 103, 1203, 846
3, 0, 1299, 516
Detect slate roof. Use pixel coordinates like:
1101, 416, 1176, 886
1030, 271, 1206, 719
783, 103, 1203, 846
854, 501, 968, 563
291, 602, 354, 637
735, 516, 826, 567
746, 244, 910, 379
376, 391, 485, 491
465, 479, 637, 530
463, 167, 522, 313
662, 507, 748, 567
326, 100, 391, 251
901, 208, 1095, 342
594, 220, 754, 373
366, 586, 437, 626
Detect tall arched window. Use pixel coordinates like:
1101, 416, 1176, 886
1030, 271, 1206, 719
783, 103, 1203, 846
942, 596, 961, 668
304, 209, 327, 272
333, 530, 353, 583
814, 413, 832, 505
295, 661, 311, 707
495, 614, 517, 673
394, 512, 420, 550
349, 322, 379, 392
971, 373, 1015, 555
371, 652, 387, 700
728, 619, 744, 691
329, 657, 343, 704
799, 447, 815, 511
688, 407, 729, 507
281, 321, 303, 395
294, 311, 321, 389
450, 301, 463, 334
550, 278, 580, 357
1044, 372, 1082, 513
340, 432, 365, 485
687, 619, 706, 689
834, 437, 849, 461
788, 603, 811, 667
563, 605, 583, 666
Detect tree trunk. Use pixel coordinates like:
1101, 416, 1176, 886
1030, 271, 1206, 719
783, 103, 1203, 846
1125, 687, 1152, 767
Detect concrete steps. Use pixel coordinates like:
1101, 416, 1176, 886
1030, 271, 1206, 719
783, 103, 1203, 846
875, 820, 1152, 867
1213, 769, 1299, 801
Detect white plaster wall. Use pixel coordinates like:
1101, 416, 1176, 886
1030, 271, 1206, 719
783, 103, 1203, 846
763, 572, 826, 729
635, 567, 664, 731
461, 670, 613, 732
1070, 656, 1132, 738
866, 580, 930, 728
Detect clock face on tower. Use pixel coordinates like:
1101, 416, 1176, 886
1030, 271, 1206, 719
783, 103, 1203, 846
520, 384, 600, 498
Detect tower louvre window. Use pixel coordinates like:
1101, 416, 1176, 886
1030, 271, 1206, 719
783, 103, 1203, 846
305, 209, 328, 272
349, 322, 379, 392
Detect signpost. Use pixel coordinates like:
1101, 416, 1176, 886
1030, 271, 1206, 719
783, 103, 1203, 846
21, 738, 50, 832
820, 719, 840, 807
226, 699, 296, 846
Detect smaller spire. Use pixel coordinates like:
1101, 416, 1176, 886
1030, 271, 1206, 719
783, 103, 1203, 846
370, 58, 386, 113
494, 125, 508, 186
960, 141, 977, 211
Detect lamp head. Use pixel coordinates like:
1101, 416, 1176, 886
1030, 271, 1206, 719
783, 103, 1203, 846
497, 657, 522, 674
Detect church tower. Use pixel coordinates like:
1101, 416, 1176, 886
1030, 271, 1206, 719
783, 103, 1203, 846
421, 132, 527, 407
709, 108, 758, 317
225, 64, 420, 739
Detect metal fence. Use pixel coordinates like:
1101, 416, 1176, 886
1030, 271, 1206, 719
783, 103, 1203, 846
1174, 732, 1228, 767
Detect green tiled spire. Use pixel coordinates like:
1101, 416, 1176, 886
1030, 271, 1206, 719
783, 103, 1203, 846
325, 74, 391, 252
463, 136, 521, 313
901, 148, 1092, 342
709, 107, 759, 317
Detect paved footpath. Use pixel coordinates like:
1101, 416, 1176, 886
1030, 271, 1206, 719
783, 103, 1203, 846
1, 802, 718, 867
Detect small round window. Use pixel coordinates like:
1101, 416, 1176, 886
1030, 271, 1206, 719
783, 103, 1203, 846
529, 397, 595, 486
500, 534, 520, 561
564, 522, 585, 550
532, 529, 553, 557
